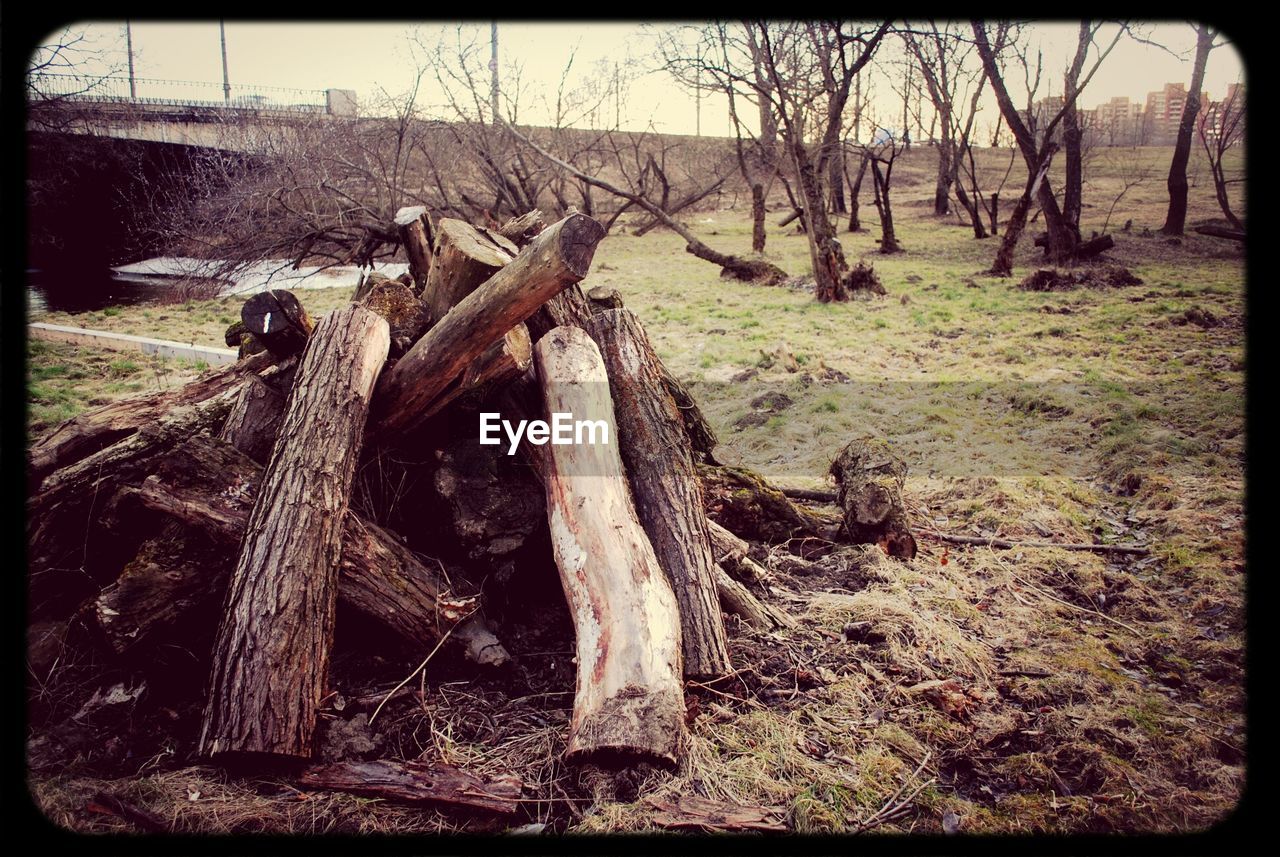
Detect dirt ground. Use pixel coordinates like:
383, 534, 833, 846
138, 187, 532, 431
26, 144, 1246, 835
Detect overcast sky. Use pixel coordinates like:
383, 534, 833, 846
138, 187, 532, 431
41, 20, 1245, 138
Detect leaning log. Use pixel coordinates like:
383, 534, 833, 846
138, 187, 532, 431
200, 304, 389, 761
94, 434, 507, 665
535, 325, 686, 767
497, 209, 547, 248
28, 350, 277, 490
216, 373, 290, 464
714, 566, 793, 631
371, 213, 606, 438
421, 218, 518, 327
240, 289, 314, 358
589, 308, 730, 679
395, 205, 435, 294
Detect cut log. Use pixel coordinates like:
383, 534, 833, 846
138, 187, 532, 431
93, 434, 507, 665
829, 436, 917, 560
298, 760, 521, 815
644, 793, 788, 833
586, 285, 624, 310
698, 463, 842, 545
1194, 224, 1245, 242
425, 323, 533, 418
715, 565, 793, 630
535, 325, 686, 767
422, 218, 519, 327
200, 304, 390, 761
371, 213, 606, 438
588, 308, 730, 679
497, 209, 547, 248
27, 386, 248, 619
217, 373, 289, 464
1075, 233, 1115, 258
706, 519, 769, 587
28, 350, 277, 490
395, 205, 435, 294
355, 278, 431, 357
240, 289, 314, 358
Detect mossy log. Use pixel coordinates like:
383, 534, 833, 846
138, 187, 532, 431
829, 436, 917, 560
697, 463, 842, 547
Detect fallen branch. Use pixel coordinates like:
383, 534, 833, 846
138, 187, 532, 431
917, 529, 1149, 556
298, 760, 522, 815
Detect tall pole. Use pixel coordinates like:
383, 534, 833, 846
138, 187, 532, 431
125, 20, 136, 99
695, 43, 702, 136
490, 22, 500, 123
220, 20, 231, 104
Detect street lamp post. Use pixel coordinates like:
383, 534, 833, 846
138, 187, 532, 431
220, 20, 231, 104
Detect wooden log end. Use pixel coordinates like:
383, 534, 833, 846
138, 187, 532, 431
565, 685, 684, 770
558, 214, 608, 279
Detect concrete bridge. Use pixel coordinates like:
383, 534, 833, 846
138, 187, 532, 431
27, 73, 359, 153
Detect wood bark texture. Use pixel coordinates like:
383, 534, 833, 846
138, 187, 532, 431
371, 213, 606, 438
422, 218, 518, 326
199, 303, 390, 761
240, 289, 315, 358
588, 308, 730, 678
394, 205, 435, 294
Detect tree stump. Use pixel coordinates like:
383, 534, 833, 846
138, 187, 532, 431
535, 325, 686, 767
829, 436, 917, 560
356, 278, 431, 357
199, 304, 390, 762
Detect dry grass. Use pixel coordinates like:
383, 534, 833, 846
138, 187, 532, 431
26, 143, 1245, 835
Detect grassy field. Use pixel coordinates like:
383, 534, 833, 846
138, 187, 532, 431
27, 144, 1246, 834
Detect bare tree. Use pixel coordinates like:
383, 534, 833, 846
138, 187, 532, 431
1197, 79, 1245, 231
859, 126, 907, 253
1160, 23, 1218, 236
972, 20, 1125, 274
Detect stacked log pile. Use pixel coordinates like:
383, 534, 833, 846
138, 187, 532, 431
26, 207, 916, 818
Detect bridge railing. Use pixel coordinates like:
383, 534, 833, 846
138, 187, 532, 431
27, 74, 330, 114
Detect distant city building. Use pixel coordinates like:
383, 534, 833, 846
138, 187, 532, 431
1200, 82, 1245, 147
1065, 81, 1243, 147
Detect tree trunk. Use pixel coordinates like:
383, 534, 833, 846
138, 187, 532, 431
954, 180, 987, 239
1161, 25, 1214, 236
422, 218, 519, 327
870, 160, 901, 254
394, 206, 435, 295
697, 463, 842, 547
588, 308, 731, 679
934, 142, 953, 216
848, 156, 868, 232
828, 148, 847, 214
200, 304, 390, 762
791, 141, 847, 301
240, 290, 314, 358
751, 184, 767, 252
534, 325, 685, 767
1061, 105, 1084, 240
371, 213, 606, 439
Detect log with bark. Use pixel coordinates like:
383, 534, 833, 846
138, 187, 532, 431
394, 205, 435, 294
588, 308, 731, 678
298, 760, 521, 815
1194, 224, 1245, 242
698, 463, 842, 546
371, 213, 606, 438
240, 289, 315, 358
27, 349, 277, 490
421, 218, 518, 327
829, 436, 917, 560
200, 304, 390, 761
535, 325, 686, 767
497, 209, 547, 248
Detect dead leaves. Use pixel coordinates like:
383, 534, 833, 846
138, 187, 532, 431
905, 678, 983, 721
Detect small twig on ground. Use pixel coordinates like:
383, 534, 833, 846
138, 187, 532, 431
853, 750, 935, 833
918, 528, 1149, 556
370, 623, 457, 727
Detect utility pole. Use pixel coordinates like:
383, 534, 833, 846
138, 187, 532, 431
695, 42, 702, 136
220, 20, 231, 104
490, 22, 500, 124
125, 20, 136, 99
